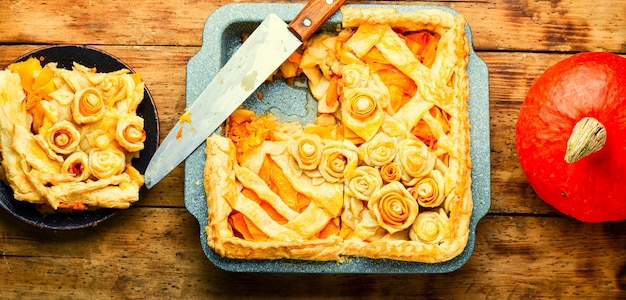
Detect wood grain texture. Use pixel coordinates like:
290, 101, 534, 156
1, 0, 624, 51
2, 208, 626, 298
1, 0, 625, 298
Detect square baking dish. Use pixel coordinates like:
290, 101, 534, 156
184, 3, 490, 273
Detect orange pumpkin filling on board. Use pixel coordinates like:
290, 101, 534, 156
204, 7, 472, 262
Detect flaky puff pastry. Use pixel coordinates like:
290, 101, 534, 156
0, 59, 146, 210
205, 134, 344, 261
339, 7, 472, 263
205, 7, 472, 263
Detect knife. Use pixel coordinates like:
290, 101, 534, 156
144, 0, 346, 188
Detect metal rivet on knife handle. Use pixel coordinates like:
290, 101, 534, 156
289, 0, 346, 41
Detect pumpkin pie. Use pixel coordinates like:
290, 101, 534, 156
204, 6, 472, 262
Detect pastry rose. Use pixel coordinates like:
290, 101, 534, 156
396, 138, 436, 184
45, 120, 81, 155
72, 87, 105, 124
116, 114, 146, 152
342, 87, 384, 142
409, 169, 445, 208
61, 151, 91, 181
288, 134, 323, 171
83, 129, 112, 151
345, 166, 382, 201
380, 162, 401, 183
409, 208, 449, 244
368, 181, 419, 234
341, 64, 370, 89
99, 71, 131, 105
88, 147, 126, 179
319, 141, 359, 183
358, 132, 397, 166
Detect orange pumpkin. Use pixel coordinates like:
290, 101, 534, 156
516, 52, 626, 222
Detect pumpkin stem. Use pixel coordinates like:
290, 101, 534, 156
565, 117, 607, 163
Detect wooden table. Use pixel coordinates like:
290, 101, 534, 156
1, 0, 625, 298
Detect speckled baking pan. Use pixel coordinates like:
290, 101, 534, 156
184, 3, 490, 273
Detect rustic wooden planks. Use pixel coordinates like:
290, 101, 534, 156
1, 0, 624, 51
2, 208, 626, 298
1, 0, 626, 298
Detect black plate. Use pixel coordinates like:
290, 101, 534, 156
0, 45, 159, 230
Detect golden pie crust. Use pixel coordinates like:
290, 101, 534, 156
204, 7, 472, 263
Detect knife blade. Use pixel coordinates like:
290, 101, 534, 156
144, 0, 345, 188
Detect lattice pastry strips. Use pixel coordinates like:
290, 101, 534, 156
205, 7, 472, 263
0, 59, 146, 210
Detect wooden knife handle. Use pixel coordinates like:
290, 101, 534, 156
288, 0, 346, 41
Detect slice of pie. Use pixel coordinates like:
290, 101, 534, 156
204, 6, 472, 262
0, 58, 146, 211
